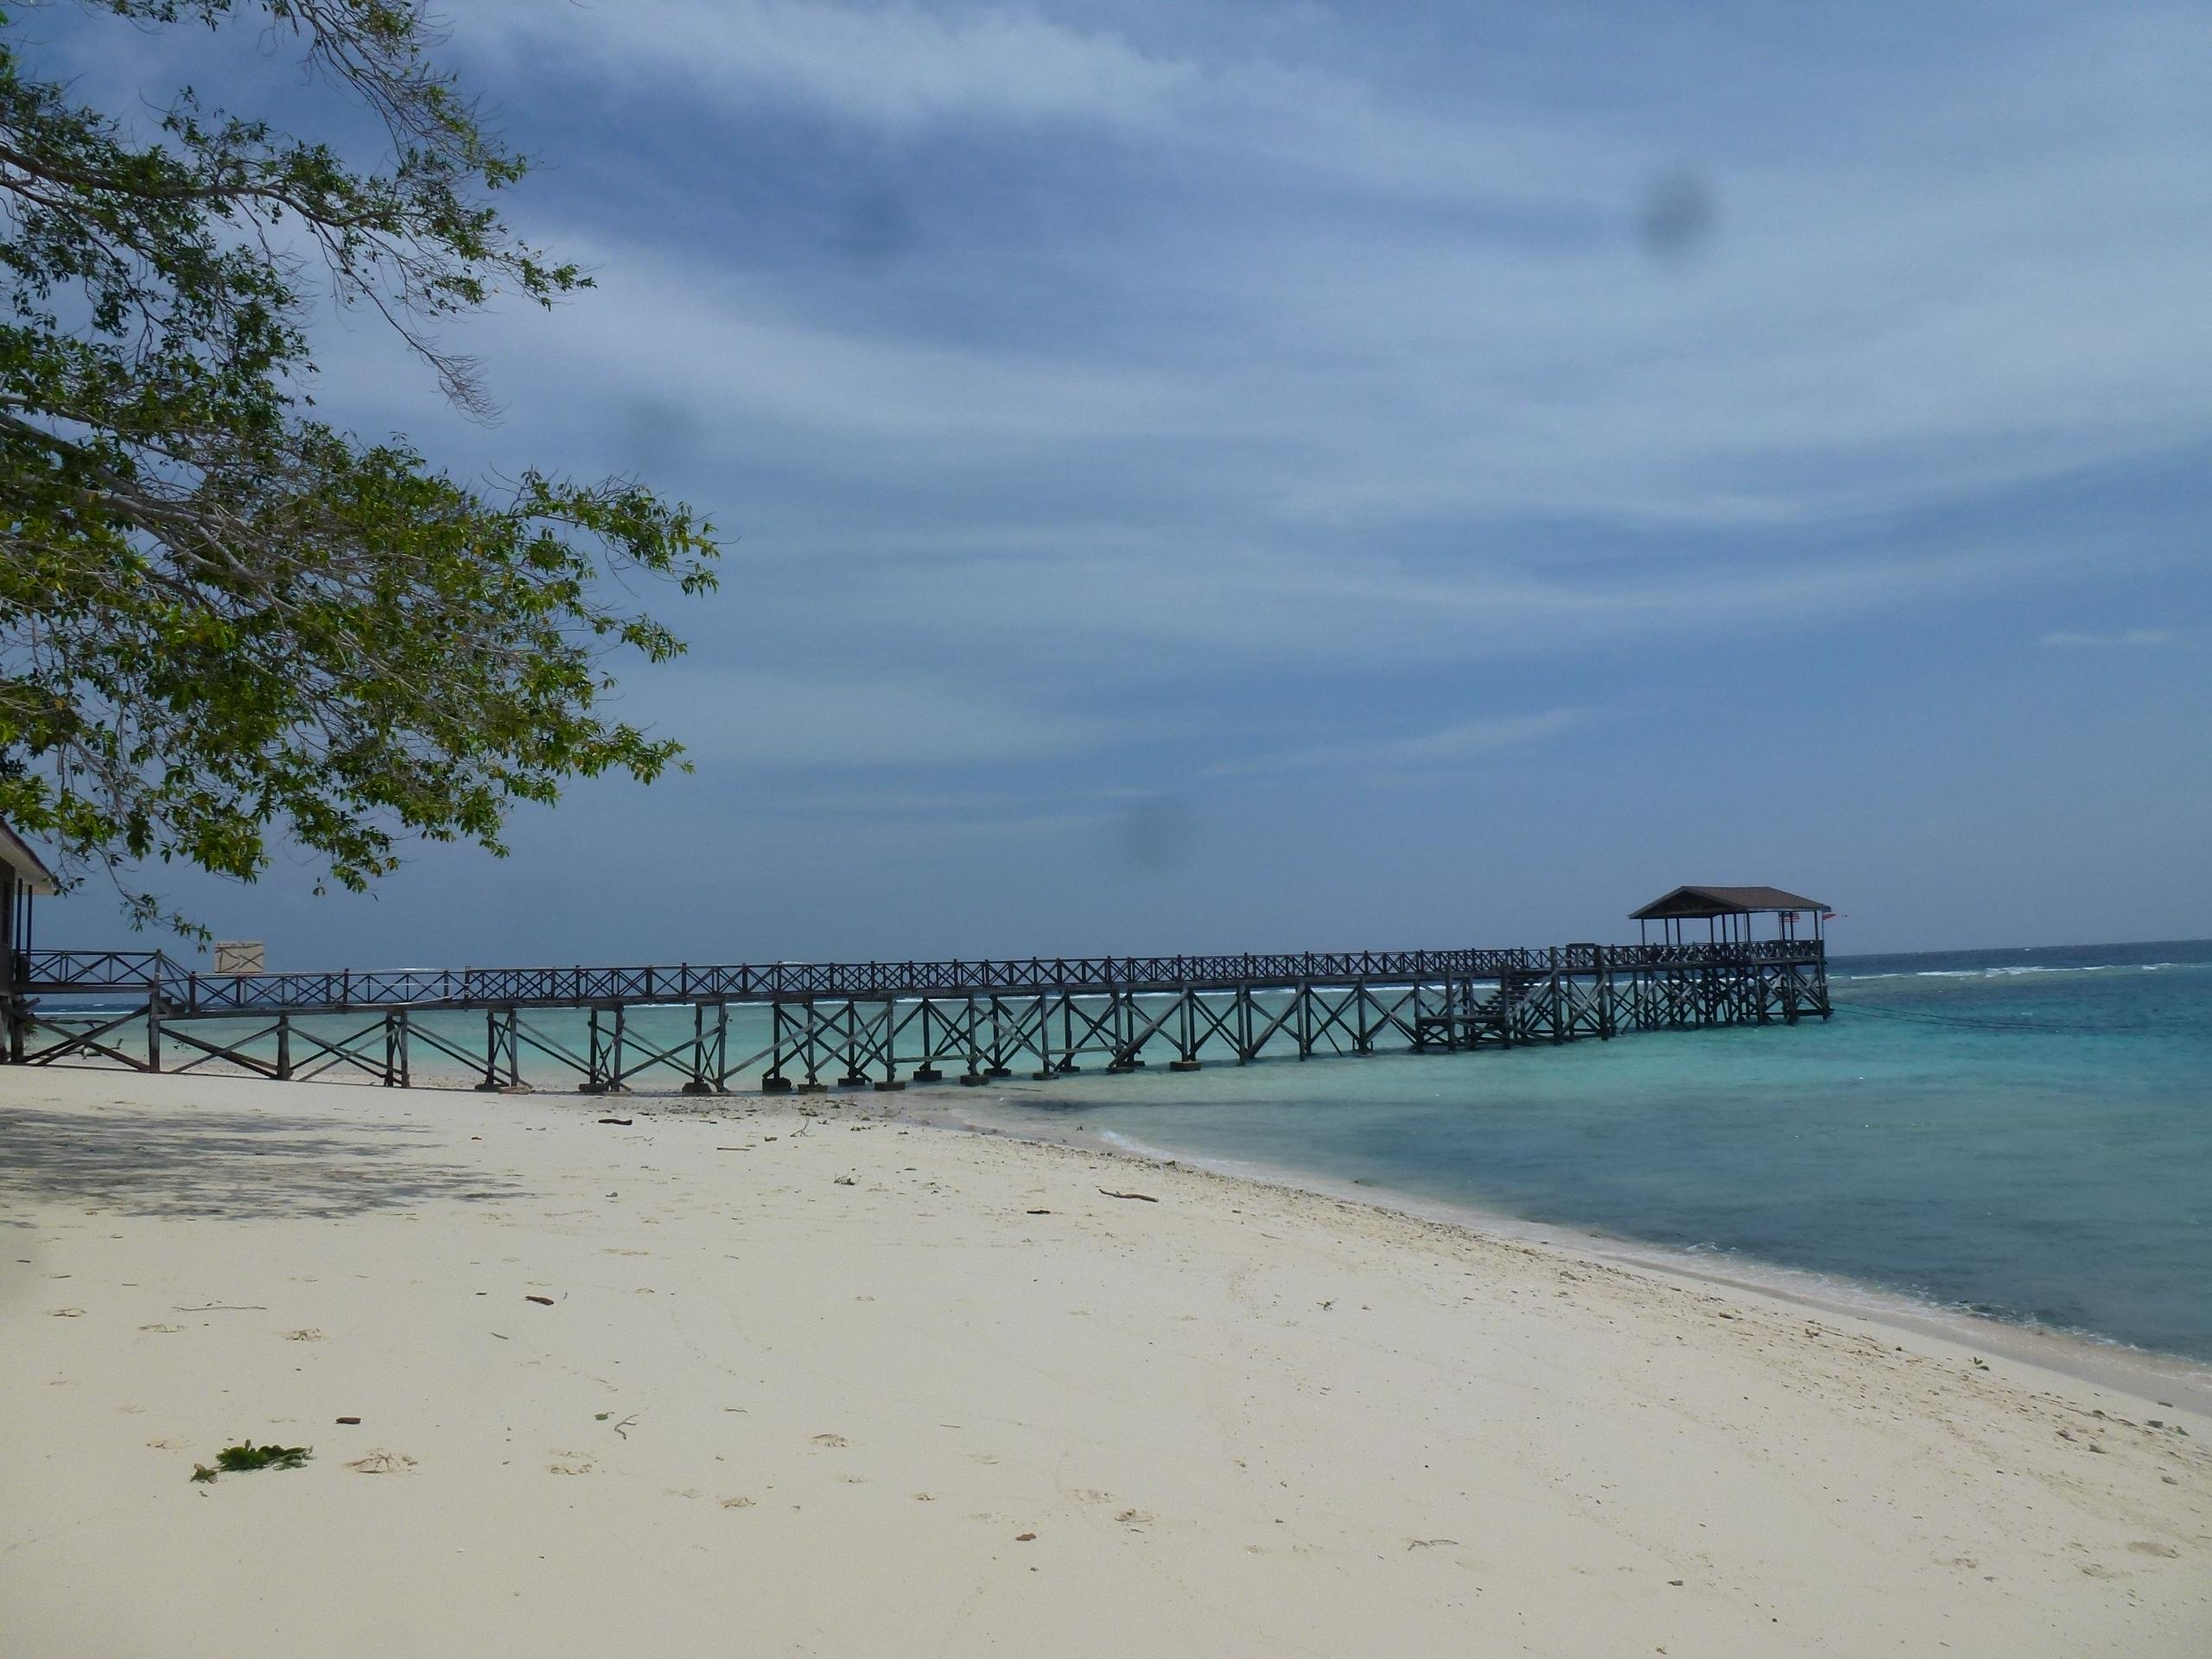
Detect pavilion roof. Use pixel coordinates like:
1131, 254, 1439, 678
1630, 884, 1825, 920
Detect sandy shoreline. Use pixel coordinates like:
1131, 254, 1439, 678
3, 1068, 2207, 1656
934, 1092, 2212, 1417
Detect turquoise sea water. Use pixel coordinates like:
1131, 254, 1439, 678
979, 940, 2212, 1364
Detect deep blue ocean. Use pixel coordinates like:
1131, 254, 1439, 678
976, 940, 2212, 1363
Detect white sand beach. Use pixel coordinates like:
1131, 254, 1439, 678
2, 1066, 2206, 1657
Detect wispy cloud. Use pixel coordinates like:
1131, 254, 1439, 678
477, 0, 1200, 132
467, 0, 1583, 211
2039, 628, 2184, 648
665, 669, 1114, 768
1206, 709, 1591, 779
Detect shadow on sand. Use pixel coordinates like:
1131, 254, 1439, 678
0, 1103, 522, 1221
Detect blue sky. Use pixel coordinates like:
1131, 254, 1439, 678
50, 1, 2212, 961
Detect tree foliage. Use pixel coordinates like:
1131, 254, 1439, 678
0, 2, 719, 930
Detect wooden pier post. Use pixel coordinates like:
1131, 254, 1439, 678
912, 1001, 943, 1082
761, 1001, 794, 1093
797, 999, 827, 1094
1169, 983, 1201, 1071
960, 995, 985, 1085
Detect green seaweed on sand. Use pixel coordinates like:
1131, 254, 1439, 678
192, 1442, 313, 1482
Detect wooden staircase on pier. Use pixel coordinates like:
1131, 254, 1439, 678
1413, 967, 1552, 1050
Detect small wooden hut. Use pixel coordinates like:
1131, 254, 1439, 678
1630, 884, 1829, 948
1, 816, 58, 1001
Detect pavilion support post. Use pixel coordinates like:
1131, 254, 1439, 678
276, 1014, 293, 1080
146, 999, 163, 1073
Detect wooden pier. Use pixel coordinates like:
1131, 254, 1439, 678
5, 912, 1830, 1096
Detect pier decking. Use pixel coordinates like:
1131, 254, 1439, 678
6, 937, 1829, 1094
